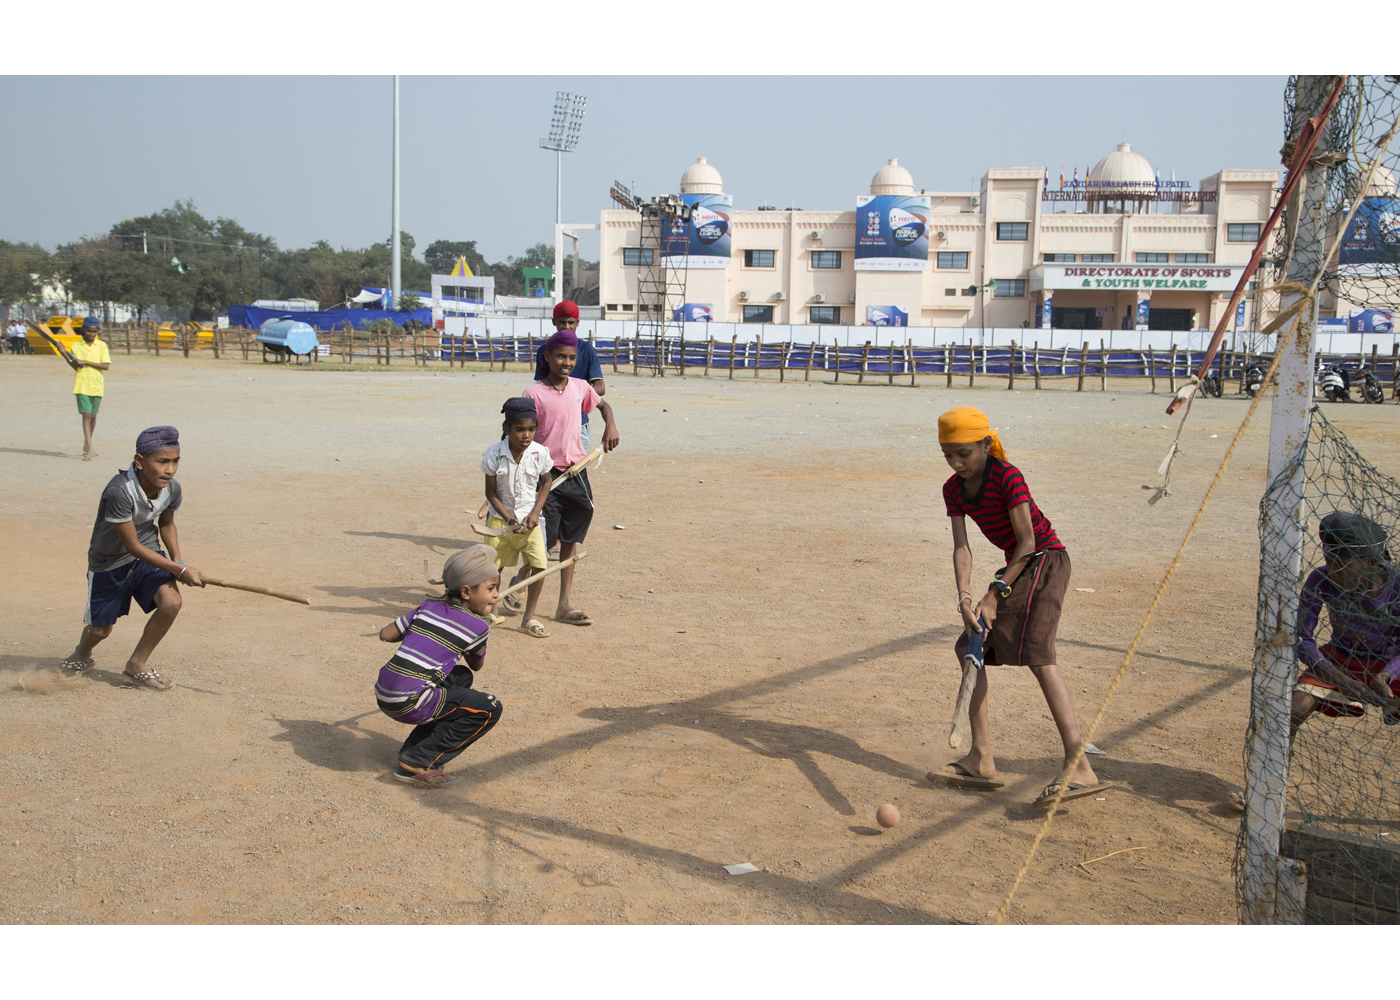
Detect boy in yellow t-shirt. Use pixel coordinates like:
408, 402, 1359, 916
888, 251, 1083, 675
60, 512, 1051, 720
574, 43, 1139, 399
70, 317, 111, 461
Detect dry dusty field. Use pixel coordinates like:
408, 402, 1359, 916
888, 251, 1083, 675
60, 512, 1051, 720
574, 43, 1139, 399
2, 353, 1397, 925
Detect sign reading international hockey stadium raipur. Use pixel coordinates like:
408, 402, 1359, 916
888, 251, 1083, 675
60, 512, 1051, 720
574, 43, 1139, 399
1031, 263, 1246, 292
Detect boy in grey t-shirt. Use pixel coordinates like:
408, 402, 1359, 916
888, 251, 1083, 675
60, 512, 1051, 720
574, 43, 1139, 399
61, 425, 205, 690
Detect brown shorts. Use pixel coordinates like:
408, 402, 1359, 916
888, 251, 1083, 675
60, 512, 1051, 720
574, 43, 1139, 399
955, 548, 1070, 668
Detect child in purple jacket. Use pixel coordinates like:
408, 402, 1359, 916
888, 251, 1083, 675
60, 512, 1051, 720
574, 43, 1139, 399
1293, 512, 1400, 733
375, 545, 504, 787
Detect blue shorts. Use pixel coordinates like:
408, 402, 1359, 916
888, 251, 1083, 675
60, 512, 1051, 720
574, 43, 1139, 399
85, 553, 176, 627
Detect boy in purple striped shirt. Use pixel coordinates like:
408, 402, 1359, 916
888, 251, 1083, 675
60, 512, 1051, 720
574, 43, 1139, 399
375, 545, 504, 787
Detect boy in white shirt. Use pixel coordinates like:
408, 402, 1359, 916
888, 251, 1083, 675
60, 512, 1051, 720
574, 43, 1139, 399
480, 397, 554, 637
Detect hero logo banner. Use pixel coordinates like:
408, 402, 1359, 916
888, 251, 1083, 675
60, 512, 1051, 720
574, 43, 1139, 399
854, 194, 931, 271
664, 193, 733, 269
866, 305, 908, 327
1339, 197, 1400, 276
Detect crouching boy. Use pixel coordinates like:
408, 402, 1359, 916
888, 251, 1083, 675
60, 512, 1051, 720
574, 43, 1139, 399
375, 545, 504, 788
62, 425, 204, 690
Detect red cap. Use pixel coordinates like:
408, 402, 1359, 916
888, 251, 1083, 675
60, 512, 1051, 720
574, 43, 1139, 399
552, 300, 580, 321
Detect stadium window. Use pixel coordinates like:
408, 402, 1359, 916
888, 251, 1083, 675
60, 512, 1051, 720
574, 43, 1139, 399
1082, 253, 1115, 263
1227, 223, 1261, 243
945, 288, 958, 296
1043, 253, 1075, 262
620, 303, 634, 312
744, 249, 776, 268
742, 305, 774, 323
936, 251, 970, 269
622, 247, 653, 266
961, 286, 976, 296
1176, 253, 1210, 263
810, 250, 842, 269
993, 279, 1025, 298
995, 222, 1029, 241
605, 304, 618, 312
1135, 252, 1169, 263
810, 305, 840, 324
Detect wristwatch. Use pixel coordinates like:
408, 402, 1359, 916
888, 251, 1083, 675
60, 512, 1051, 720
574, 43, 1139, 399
990, 578, 1012, 600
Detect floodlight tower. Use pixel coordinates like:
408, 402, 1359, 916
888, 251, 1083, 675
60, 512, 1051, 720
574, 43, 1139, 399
540, 91, 588, 231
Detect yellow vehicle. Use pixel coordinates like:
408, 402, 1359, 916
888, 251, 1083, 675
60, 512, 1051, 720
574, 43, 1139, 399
25, 316, 84, 356
156, 321, 215, 343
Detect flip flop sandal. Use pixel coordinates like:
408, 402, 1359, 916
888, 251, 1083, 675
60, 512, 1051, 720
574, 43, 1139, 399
501, 592, 523, 612
521, 620, 551, 638
59, 657, 94, 678
393, 767, 453, 787
557, 609, 592, 626
124, 670, 173, 691
928, 761, 1005, 790
1226, 791, 1246, 813
1032, 781, 1107, 809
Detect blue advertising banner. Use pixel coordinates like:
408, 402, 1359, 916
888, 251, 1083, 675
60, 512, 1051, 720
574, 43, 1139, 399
1039, 295, 1052, 329
1349, 309, 1394, 333
1235, 298, 1247, 330
1339, 197, 1400, 274
672, 303, 713, 322
866, 305, 908, 326
1136, 299, 1151, 325
854, 194, 931, 271
665, 194, 732, 269
1317, 316, 1349, 334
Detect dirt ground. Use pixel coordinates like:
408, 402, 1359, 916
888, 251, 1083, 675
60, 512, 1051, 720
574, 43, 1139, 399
2, 352, 1397, 925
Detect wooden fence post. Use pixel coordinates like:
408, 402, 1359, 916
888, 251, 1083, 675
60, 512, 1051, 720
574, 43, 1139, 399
754, 330, 763, 379
1168, 344, 1178, 393
705, 336, 714, 377
968, 342, 976, 388
1033, 342, 1042, 390
804, 341, 814, 382
153, 324, 160, 357
1098, 339, 1106, 391
728, 335, 737, 379
1148, 347, 1157, 393
1077, 342, 1089, 391
946, 344, 953, 387
908, 339, 916, 387
1008, 340, 1017, 390
125, 323, 132, 355
858, 341, 871, 383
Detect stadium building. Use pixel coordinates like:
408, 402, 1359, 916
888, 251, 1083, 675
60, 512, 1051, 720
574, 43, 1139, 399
598, 146, 1281, 333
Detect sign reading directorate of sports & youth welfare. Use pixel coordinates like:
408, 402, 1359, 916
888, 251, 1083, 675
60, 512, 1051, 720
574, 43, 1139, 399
664, 193, 733, 269
1035, 263, 1245, 292
854, 194, 931, 271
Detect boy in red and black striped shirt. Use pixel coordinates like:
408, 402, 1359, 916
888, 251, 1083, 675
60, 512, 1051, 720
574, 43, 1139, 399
932, 406, 1100, 807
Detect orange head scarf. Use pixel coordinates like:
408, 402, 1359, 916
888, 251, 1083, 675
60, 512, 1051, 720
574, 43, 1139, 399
937, 406, 1007, 461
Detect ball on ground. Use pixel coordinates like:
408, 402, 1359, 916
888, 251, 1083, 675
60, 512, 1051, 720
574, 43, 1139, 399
875, 804, 900, 828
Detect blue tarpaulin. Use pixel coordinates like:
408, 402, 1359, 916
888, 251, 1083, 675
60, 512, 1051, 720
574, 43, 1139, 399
229, 305, 434, 330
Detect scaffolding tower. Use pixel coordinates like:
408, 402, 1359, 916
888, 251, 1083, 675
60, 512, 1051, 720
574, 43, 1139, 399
635, 195, 691, 376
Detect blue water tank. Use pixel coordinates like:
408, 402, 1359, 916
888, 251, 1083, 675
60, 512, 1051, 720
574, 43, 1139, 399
256, 317, 320, 356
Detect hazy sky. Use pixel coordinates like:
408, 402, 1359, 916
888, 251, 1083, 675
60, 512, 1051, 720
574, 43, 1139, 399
1, 76, 1287, 263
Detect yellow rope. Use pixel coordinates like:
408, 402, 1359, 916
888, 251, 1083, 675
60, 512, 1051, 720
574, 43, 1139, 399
991, 108, 1400, 925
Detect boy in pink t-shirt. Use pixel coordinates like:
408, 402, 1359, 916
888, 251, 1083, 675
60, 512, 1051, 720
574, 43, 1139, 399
521, 329, 620, 625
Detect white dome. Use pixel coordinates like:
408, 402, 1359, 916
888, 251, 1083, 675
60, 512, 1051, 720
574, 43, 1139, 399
1088, 142, 1156, 192
680, 156, 723, 195
870, 157, 915, 195
1347, 164, 1397, 200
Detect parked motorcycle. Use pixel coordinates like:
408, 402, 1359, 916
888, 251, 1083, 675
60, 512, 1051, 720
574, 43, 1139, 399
1200, 372, 1224, 398
1319, 363, 1351, 402
1356, 364, 1386, 404
1243, 362, 1267, 398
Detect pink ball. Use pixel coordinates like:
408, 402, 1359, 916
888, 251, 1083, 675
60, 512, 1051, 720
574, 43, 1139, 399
875, 804, 900, 828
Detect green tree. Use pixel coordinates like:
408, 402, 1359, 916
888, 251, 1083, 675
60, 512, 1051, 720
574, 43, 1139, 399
0, 240, 53, 317
422, 239, 489, 277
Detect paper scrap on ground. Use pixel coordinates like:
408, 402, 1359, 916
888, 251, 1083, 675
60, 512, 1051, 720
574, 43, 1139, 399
1085, 743, 1107, 755
613, 525, 626, 530
722, 863, 760, 875
1075, 588, 1096, 593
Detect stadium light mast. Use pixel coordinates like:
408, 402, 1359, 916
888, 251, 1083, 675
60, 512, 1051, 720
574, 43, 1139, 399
540, 91, 588, 230
391, 75, 402, 309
